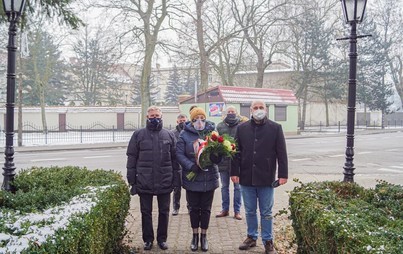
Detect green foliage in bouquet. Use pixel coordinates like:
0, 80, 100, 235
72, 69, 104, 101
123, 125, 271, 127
187, 131, 237, 181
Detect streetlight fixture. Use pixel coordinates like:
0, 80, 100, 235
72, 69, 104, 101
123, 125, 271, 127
338, 0, 368, 182
2, 0, 26, 191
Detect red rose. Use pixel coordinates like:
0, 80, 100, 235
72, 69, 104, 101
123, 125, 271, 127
211, 133, 218, 141
218, 136, 224, 143
231, 144, 236, 150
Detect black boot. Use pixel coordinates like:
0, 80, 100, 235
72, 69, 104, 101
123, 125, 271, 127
190, 233, 199, 251
200, 233, 208, 252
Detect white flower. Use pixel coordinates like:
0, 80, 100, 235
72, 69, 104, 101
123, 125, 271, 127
366, 245, 372, 251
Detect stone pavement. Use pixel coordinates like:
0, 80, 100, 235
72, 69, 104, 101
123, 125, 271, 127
123, 171, 385, 254
123, 180, 301, 254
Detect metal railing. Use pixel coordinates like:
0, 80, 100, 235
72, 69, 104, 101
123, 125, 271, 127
301, 120, 403, 133
0, 122, 175, 147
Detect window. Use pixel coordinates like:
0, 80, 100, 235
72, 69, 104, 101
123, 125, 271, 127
275, 105, 287, 121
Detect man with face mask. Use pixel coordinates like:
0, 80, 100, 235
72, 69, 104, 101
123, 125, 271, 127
230, 100, 288, 254
126, 106, 180, 251
171, 113, 188, 216
215, 106, 243, 220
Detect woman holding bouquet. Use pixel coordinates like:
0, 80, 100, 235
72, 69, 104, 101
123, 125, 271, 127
176, 107, 221, 252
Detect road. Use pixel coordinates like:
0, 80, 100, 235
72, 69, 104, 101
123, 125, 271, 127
4, 131, 403, 189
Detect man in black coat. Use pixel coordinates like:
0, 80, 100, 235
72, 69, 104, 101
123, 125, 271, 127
231, 100, 288, 254
127, 106, 180, 251
171, 113, 188, 215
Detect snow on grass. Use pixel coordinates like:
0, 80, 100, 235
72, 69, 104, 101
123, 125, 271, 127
0, 185, 112, 253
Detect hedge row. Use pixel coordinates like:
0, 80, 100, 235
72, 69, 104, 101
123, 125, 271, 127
289, 180, 402, 254
0, 166, 130, 253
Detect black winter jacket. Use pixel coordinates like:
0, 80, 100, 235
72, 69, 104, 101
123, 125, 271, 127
126, 126, 180, 195
176, 121, 219, 192
231, 117, 288, 186
216, 117, 241, 172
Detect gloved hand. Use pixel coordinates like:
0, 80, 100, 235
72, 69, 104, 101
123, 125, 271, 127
191, 164, 202, 174
130, 185, 137, 195
209, 153, 223, 164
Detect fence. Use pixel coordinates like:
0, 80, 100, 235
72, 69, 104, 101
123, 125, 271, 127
302, 120, 403, 133
0, 121, 176, 147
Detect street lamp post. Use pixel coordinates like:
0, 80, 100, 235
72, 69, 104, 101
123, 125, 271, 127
338, 0, 368, 182
2, 0, 26, 191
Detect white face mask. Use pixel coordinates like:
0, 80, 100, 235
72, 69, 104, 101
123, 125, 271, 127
193, 119, 206, 130
252, 109, 266, 121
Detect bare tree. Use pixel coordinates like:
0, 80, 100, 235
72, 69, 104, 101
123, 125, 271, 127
69, 26, 122, 106
231, 0, 288, 88
92, 0, 168, 124
369, 0, 403, 108
172, 0, 243, 92
207, 0, 246, 86
284, 0, 339, 129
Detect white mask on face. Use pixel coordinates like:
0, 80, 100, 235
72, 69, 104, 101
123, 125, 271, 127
193, 119, 206, 130
252, 109, 266, 120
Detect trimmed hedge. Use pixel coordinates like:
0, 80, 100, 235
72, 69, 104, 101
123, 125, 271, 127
289, 180, 402, 254
0, 166, 130, 253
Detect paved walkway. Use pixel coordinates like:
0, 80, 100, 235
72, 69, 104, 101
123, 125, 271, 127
123, 180, 301, 254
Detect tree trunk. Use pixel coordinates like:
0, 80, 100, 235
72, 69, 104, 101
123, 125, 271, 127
324, 96, 329, 127
196, 0, 209, 92
300, 85, 308, 130
255, 51, 265, 88
39, 82, 47, 133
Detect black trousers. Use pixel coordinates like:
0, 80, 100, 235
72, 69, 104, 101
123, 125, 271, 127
172, 186, 181, 210
139, 193, 170, 243
186, 190, 215, 230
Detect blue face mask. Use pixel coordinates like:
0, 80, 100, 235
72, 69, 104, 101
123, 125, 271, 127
147, 118, 162, 130
149, 118, 162, 125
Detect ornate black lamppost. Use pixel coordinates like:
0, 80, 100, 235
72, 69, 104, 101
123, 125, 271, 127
2, 0, 26, 191
338, 0, 368, 182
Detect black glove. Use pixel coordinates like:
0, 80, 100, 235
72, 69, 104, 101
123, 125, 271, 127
209, 153, 223, 164
130, 185, 137, 196
191, 164, 202, 174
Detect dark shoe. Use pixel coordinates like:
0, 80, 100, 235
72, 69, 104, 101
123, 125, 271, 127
158, 241, 168, 250
190, 233, 199, 251
215, 210, 229, 218
143, 242, 153, 250
200, 233, 208, 252
234, 212, 242, 220
264, 240, 277, 254
172, 209, 179, 216
239, 236, 256, 250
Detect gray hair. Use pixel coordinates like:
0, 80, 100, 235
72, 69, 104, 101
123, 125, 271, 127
177, 113, 187, 119
225, 105, 237, 114
147, 106, 162, 113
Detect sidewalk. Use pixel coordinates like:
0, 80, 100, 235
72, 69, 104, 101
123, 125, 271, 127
123, 170, 382, 254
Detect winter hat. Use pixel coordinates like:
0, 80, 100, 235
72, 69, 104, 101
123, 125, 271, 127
190, 107, 206, 120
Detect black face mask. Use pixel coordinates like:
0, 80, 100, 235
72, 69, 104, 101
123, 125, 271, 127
147, 118, 163, 130
178, 122, 185, 130
224, 113, 239, 126
225, 113, 237, 121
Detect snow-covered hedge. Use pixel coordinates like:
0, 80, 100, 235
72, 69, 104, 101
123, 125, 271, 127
0, 166, 130, 253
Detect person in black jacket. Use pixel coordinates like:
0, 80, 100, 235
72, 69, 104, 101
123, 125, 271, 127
176, 107, 221, 252
126, 106, 180, 251
216, 106, 243, 220
171, 113, 188, 216
231, 100, 288, 254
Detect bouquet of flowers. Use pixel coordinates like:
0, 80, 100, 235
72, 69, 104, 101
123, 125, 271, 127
186, 131, 237, 181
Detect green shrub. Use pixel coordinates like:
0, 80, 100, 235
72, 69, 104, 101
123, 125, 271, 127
289, 180, 402, 254
0, 166, 130, 253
